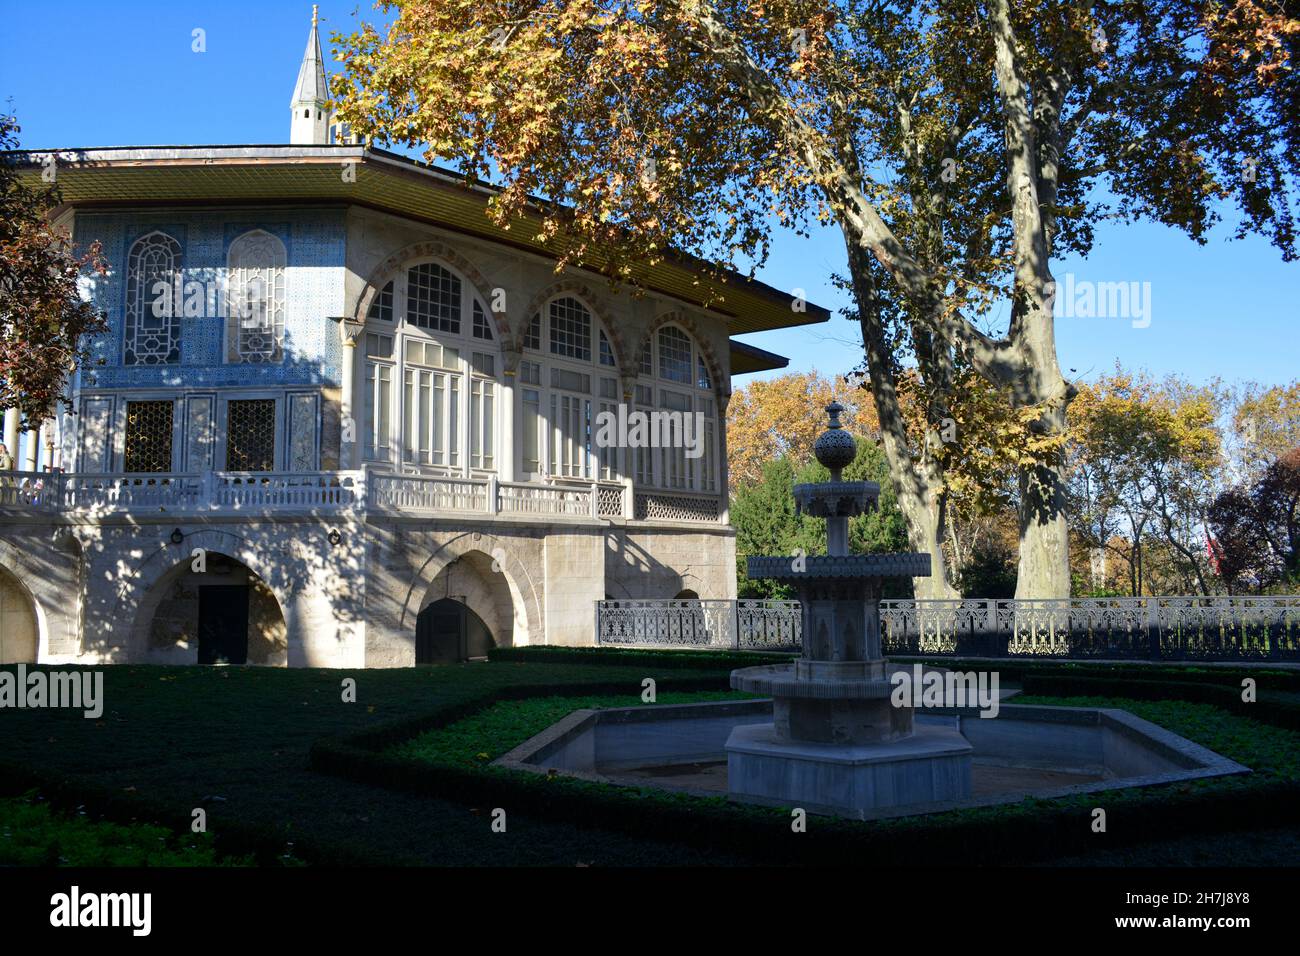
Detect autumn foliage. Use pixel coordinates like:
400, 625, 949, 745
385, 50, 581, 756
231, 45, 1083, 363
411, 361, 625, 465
1, 114, 108, 424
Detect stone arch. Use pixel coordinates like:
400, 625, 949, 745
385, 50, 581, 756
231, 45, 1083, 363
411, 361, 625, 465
674, 568, 708, 599
112, 528, 296, 664
418, 552, 512, 658
0, 536, 74, 663
636, 310, 729, 403
0, 561, 43, 664
353, 239, 508, 338
523, 280, 630, 366
400, 532, 542, 647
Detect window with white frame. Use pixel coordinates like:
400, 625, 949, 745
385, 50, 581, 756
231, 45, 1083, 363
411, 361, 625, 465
635, 324, 719, 494
361, 261, 498, 474
226, 230, 286, 363
519, 296, 620, 482
124, 232, 182, 366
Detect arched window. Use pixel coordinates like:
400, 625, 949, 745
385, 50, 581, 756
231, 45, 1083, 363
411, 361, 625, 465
519, 296, 620, 482
361, 261, 498, 475
226, 230, 286, 363
634, 323, 719, 494
124, 231, 182, 366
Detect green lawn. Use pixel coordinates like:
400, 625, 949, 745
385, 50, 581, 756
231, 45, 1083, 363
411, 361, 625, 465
390, 689, 753, 767
0, 793, 252, 866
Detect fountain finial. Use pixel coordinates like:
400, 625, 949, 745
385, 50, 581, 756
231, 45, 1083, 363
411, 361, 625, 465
813, 401, 857, 478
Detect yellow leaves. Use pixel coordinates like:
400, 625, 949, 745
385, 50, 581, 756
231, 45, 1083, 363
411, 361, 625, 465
727, 371, 880, 492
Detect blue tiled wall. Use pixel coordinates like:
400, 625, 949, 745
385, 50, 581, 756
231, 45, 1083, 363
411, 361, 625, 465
74, 208, 346, 389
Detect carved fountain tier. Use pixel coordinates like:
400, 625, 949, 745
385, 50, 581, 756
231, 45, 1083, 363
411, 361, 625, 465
726, 403, 973, 818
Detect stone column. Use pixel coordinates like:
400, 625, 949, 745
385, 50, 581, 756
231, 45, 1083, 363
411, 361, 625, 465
39, 419, 55, 471
717, 390, 731, 525
334, 316, 365, 469
22, 426, 39, 471
3, 408, 18, 467
499, 344, 519, 483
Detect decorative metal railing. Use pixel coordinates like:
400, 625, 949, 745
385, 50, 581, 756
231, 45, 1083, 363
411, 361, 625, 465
596, 596, 1300, 660
0, 469, 716, 524
596, 599, 801, 651
880, 597, 1300, 660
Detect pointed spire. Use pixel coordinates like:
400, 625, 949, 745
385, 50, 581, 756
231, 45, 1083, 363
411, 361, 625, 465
290, 6, 330, 144
291, 5, 328, 108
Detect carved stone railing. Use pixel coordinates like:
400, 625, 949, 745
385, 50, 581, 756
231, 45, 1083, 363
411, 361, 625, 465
596, 599, 800, 651
367, 473, 488, 513
498, 481, 592, 517
0, 469, 722, 526
0, 470, 81, 510
59, 473, 205, 511
210, 472, 361, 509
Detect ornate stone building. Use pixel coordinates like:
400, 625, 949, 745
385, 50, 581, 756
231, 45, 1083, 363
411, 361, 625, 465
0, 12, 826, 667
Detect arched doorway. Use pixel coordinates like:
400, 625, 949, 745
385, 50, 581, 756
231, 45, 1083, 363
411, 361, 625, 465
134, 552, 288, 666
0, 565, 39, 664
416, 599, 494, 664
414, 550, 514, 663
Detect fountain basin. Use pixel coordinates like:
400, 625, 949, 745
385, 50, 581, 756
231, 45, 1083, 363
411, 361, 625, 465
494, 698, 1249, 821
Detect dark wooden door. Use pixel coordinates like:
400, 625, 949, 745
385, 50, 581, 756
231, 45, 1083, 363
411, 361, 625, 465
198, 585, 250, 665
416, 598, 464, 664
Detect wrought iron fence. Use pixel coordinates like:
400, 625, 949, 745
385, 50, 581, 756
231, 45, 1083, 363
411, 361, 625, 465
596, 599, 800, 651
596, 596, 1300, 660
881, 597, 1300, 660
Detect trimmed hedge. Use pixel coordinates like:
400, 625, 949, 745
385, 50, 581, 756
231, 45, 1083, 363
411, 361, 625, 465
309, 678, 1300, 866
1020, 674, 1300, 730
488, 645, 794, 670
894, 656, 1300, 691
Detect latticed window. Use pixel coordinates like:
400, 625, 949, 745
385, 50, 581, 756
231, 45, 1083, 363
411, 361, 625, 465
227, 230, 286, 363
368, 281, 394, 322
123, 400, 174, 473
599, 330, 617, 367
124, 232, 182, 366
658, 325, 693, 384
226, 399, 277, 472
524, 314, 541, 350
407, 263, 461, 333
549, 297, 592, 360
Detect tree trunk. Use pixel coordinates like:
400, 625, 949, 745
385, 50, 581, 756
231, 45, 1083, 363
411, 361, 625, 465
844, 236, 960, 601
1014, 398, 1073, 599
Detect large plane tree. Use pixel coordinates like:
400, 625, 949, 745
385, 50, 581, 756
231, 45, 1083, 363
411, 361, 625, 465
331, 0, 1297, 597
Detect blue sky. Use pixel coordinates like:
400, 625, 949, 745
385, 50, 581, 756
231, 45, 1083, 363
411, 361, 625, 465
2, 0, 1295, 389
